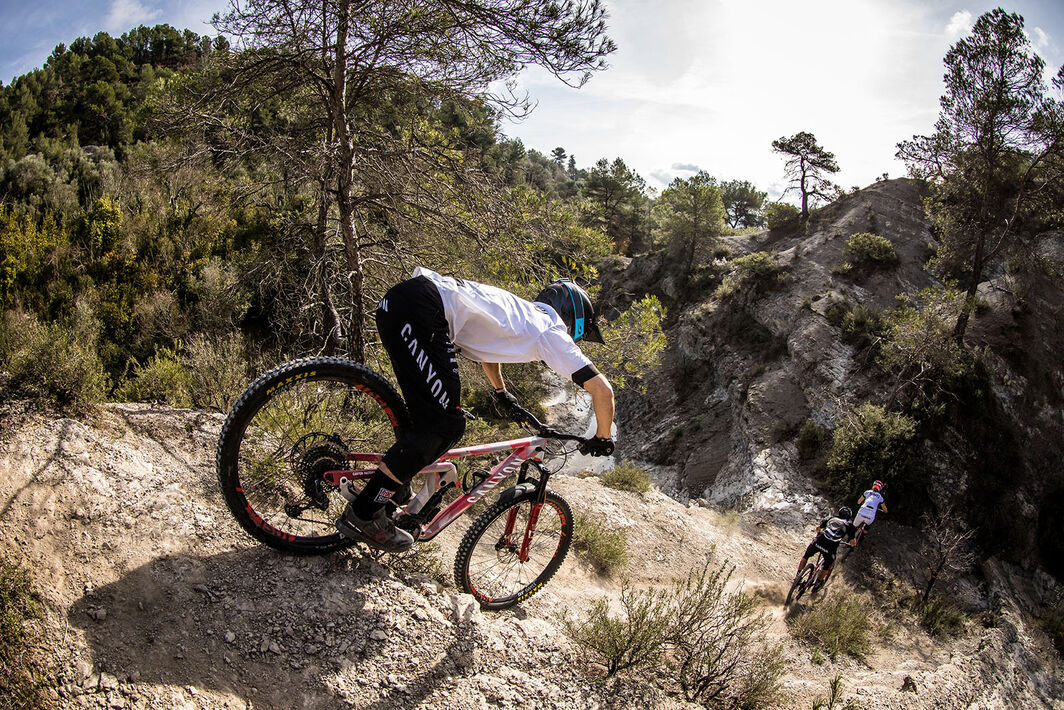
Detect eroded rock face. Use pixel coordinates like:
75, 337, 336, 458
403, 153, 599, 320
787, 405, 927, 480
613, 179, 1064, 562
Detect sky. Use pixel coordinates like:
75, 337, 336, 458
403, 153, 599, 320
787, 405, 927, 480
2, 0, 1064, 201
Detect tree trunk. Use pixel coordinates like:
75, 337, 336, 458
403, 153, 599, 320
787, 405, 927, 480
952, 230, 987, 343
331, 0, 366, 362
315, 178, 342, 355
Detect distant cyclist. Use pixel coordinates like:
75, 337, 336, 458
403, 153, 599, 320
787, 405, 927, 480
796, 507, 858, 586
852, 480, 887, 544
335, 267, 616, 552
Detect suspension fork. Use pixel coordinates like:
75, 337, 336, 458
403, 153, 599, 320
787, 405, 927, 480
505, 458, 551, 562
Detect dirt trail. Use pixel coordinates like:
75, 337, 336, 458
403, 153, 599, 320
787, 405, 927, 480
1, 404, 1061, 709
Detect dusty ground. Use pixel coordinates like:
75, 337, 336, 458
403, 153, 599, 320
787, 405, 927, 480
1, 404, 1062, 709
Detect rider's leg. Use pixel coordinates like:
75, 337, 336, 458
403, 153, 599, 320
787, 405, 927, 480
339, 277, 465, 548
797, 557, 808, 575
818, 559, 835, 582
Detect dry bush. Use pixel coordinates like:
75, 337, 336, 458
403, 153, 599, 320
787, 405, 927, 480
788, 592, 874, 660
0, 309, 109, 409
573, 514, 629, 576
185, 332, 248, 411
564, 560, 787, 708
0, 556, 47, 709
562, 582, 672, 677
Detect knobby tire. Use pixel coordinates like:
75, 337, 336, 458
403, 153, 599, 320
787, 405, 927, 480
454, 489, 573, 610
786, 563, 816, 606
217, 357, 409, 554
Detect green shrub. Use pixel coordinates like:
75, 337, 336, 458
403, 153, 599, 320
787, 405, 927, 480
573, 514, 629, 576
844, 232, 898, 267
117, 346, 193, 407
824, 299, 849, 326
712, 252, 783, 302
825, 403, 921, 501
0, 556, 45, 709
602, 460, 653, 494
877, 287, 978, 419
841, 305, 882, 348
764, 202, 800, 230
0, 310, 109, 408
917, 596, 965, 637
797, 420, 828, 461
788, 593, 874, 660
562, 582, 672, 676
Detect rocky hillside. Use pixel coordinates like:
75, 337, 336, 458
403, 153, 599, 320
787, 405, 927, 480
609, 179, 1064, 571
2, 400, 1062, 709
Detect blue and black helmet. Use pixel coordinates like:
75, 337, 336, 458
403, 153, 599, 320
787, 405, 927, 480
534, 279, 604, 343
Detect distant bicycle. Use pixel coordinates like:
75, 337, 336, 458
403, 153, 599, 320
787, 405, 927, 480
216, 357, 591, 609
786, 550, 830, 605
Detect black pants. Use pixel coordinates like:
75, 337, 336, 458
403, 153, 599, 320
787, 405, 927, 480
376, 276, 466, 483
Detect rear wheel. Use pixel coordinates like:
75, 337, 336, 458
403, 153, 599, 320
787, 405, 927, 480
454, 489, 573, 610
217, 357, 409, 554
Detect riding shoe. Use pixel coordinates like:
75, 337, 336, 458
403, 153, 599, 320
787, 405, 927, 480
336, 505, 414, 552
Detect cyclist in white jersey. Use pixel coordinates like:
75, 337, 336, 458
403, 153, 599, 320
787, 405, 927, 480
852, 480, 887, 544
335, 268, 616, 551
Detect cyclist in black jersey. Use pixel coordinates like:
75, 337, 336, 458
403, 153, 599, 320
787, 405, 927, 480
336, 267, 616, 552
797, 507, 858, 584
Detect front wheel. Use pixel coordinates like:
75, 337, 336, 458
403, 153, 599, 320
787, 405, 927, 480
786, 564, 815, 606
454, 489, 573, 610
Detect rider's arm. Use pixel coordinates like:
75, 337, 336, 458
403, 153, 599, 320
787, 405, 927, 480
582, 374, 615, 439
879, 502, 888, 512
481, 362, 505, 391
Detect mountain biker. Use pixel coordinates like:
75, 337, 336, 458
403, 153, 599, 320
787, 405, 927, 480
796, 507, 858, 585
852, 480, 887, 544
335, 267, 616, 552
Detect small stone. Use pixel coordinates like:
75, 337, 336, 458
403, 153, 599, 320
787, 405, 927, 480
91, 608, 107, 621
451, 594, 481, 624
224, 631, 236, 644
413, 608, 430, 621
99, 673, 119, 691
268, 641, 282, 655
370, 629, 388, 642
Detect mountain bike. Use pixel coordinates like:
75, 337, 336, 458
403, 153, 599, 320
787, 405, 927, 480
216, 357, 588, 610
785, 550, 831, 606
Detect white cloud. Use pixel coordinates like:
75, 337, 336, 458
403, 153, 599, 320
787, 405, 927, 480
1031, 27, 1050, 51
946, 10, 973, 40
105, 0, 162, 34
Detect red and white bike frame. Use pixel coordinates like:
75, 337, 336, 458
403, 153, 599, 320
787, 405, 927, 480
322, 435, 549, 546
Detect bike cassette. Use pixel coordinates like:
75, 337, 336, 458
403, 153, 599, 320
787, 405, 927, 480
291, 433, 348, 511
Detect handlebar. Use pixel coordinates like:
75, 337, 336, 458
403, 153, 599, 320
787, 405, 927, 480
513, 406, 586, 444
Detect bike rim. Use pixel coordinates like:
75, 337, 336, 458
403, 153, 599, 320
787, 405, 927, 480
235, 375, 398, 543
465, 499, 565, 605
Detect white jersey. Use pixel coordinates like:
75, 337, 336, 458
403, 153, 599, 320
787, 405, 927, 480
858, 490, 884, 521
413, 267, 593, 380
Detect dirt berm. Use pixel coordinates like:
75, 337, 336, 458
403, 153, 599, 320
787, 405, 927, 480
2, 403, 1061, 709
